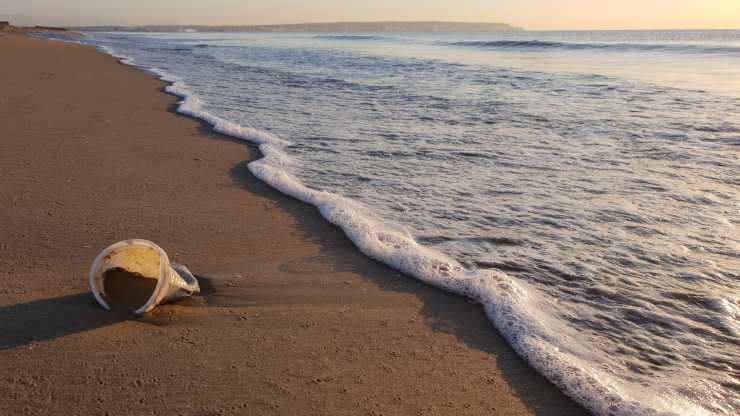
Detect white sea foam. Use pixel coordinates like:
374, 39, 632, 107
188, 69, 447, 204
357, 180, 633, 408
91, 43, 716, 416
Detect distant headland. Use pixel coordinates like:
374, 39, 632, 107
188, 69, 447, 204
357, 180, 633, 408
0, 21, 70, 33
74, 21, 524, 33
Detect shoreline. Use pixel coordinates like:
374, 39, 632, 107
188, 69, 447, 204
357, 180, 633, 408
0, 33, 588, 415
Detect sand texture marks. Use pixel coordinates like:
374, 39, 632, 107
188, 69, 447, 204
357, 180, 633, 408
0, 34, 588, 415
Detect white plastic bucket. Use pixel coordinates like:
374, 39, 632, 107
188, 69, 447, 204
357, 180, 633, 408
89, 239, 200, 314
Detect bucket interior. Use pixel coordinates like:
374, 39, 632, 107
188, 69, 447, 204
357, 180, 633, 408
94, 244, 162, 312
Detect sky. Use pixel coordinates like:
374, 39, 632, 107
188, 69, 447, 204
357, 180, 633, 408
2, 0, 739, 30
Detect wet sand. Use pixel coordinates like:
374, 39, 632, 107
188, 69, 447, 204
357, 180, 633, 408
0, 33, 589, 415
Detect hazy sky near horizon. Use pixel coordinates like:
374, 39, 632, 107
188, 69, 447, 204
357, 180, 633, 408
3, 0, 740, 30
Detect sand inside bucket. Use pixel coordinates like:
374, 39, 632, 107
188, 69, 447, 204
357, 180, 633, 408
103, 267, 158, 312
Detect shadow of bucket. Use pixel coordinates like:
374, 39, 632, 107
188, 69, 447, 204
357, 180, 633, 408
89, 239, 200, 314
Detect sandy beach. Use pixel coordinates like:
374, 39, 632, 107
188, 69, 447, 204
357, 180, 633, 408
0, 33, 588, 416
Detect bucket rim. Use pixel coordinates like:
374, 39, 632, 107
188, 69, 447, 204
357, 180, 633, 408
88, 239, 171, 314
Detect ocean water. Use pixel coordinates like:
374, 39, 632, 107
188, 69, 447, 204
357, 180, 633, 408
71, 30, 739, 415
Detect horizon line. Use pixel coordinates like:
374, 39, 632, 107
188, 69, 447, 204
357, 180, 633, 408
6, 18, 739, 32
65, 20, 740, 32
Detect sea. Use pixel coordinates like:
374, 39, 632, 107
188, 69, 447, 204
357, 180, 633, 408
52, 30, 740, 415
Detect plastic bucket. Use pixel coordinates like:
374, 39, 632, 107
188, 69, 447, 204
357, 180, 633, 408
89, 239, 200, 314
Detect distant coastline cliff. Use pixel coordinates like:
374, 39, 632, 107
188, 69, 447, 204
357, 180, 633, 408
0, 21, 70, 33
75, 21, 524, 33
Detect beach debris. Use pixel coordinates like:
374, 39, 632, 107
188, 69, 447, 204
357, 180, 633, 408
89, 239, 200, 314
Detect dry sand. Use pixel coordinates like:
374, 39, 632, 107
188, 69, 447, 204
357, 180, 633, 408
0, 34, 589, 415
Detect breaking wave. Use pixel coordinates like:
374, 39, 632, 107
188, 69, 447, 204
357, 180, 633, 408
447, 39, 740, 55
